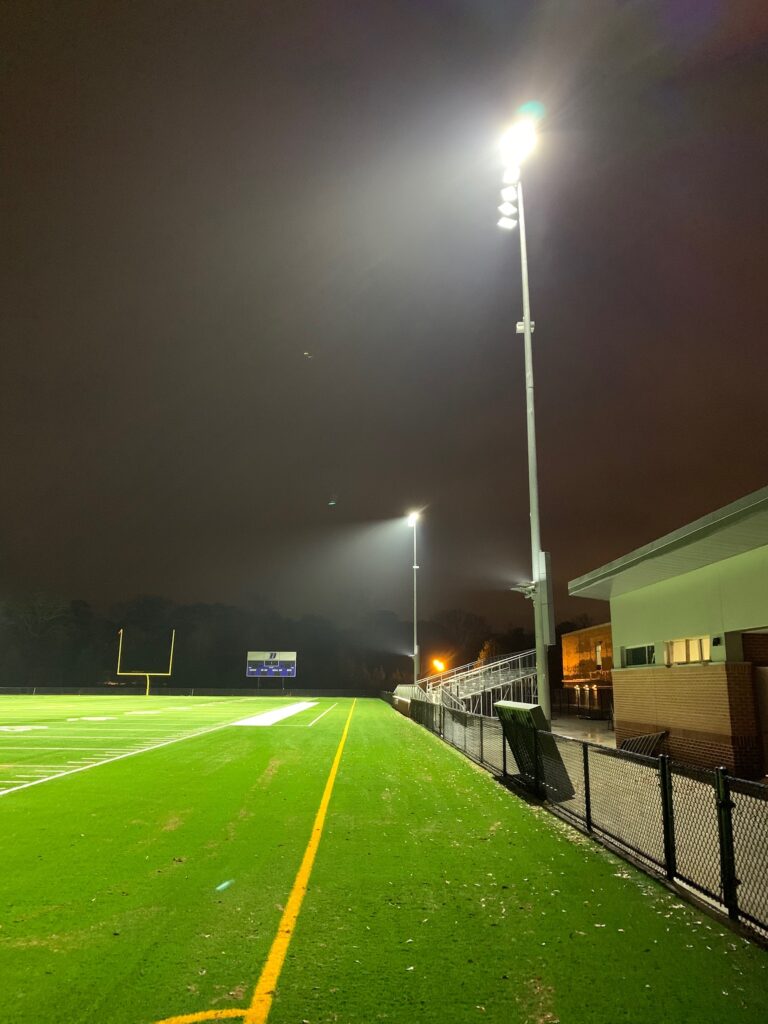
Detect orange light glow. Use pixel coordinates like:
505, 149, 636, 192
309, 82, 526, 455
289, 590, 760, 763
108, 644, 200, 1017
432, 658, 446, 673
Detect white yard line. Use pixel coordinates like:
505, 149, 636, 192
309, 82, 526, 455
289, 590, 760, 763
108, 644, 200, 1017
0, 763, 70, 769
307, 703, 337, 727
0, 745, 129, 751
0, 714, 254, 799
1, 730, 184, 736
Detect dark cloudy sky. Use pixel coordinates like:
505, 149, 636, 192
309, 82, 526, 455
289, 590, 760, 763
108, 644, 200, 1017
2, 1, 768, 627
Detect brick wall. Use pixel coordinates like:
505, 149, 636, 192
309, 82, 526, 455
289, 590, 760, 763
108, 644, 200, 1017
562, 622, 613, 681
743, 632, 768, 666
612, 662, 763, 777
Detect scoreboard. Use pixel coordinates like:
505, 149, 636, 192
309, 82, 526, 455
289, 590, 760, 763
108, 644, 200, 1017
246, 651, 297, 678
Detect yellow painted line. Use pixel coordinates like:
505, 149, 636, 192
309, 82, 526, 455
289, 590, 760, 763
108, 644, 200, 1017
156, 699, 357, 1024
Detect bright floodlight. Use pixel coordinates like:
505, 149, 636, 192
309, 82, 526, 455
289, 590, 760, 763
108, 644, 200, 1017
406, 511, 420, 527
498, 202, 517, 217
432, 658, 446, 672
500, 119, 537, 169
497, 216, 517, 230
500, 185, 518, 202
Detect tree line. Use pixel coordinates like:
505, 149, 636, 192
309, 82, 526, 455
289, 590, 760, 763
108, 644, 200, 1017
0, 594, 590, 693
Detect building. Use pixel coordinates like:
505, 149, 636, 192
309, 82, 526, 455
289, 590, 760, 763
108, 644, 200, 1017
568, 485, 768, 777
560, 622, 613, 717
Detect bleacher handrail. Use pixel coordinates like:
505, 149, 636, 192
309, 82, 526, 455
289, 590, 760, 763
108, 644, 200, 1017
422, 649, 536, 695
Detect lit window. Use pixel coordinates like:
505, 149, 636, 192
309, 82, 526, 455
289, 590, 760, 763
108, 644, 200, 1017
671, 639, 687, 663
665, 636, 711, 665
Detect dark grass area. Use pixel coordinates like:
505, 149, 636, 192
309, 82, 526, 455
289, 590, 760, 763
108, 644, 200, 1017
0, 697, 766, 1023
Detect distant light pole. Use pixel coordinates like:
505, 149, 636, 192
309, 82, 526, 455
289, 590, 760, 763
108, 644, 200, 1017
497, 115, 553, 723
407, 511, 420, 686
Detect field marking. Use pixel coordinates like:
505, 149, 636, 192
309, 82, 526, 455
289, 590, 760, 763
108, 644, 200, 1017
0, 746, 133, 751
0, 697, 293, 794
155, 699, 357, 1024
0, 763, 70, 769
231, 702, 317, 727
0, 725, 48, 732
307, 703, 337, 727
0, 711, 270, 798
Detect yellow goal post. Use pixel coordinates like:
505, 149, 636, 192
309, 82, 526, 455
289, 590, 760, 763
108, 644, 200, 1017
116, 627, 176, 696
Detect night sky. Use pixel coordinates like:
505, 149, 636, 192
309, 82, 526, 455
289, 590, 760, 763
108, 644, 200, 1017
3, 1, 768, 628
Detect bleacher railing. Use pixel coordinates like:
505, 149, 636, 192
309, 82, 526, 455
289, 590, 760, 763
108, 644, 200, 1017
422, 649, 537, 712
405, 695, 768, 944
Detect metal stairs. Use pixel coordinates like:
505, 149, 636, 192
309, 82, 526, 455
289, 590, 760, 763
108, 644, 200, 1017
418, 649, 538, 716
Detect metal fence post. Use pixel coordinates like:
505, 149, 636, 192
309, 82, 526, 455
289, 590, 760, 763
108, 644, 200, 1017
582, 742, 592, 832
714, 767, 739, 921
532, 725, 541, 796
479, 716, 484, 765
502, 728, 507, 778
658, 754, 676, 880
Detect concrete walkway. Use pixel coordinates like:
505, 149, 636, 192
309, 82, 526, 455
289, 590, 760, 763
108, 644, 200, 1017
551, 713, 616, 747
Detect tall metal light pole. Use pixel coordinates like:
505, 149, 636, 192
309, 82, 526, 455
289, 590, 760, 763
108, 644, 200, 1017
497, 118, 553, 723
407, 511, 420, 686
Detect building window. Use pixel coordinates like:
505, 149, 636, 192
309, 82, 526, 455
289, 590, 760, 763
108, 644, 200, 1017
624, 644, 655, 667
665, 636, 711, 665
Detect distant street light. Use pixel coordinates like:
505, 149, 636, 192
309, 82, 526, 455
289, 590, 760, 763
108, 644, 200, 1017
432, 658, 446, 673
406, 511, 420, 685
497, 113, 553, 724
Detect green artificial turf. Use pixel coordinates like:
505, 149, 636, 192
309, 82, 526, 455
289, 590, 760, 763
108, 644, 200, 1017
0, 697, 766, 1024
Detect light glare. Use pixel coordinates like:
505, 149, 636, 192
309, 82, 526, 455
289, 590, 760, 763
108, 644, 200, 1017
432, 658, 446, 673
406, 511, 420, 527
500, 185, 518, 202
500, 119, 537, 166
498, 202, 517, 217
497, 217, 517, 231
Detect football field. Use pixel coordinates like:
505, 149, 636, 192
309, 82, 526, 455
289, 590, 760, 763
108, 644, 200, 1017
0, 695, 766, 1023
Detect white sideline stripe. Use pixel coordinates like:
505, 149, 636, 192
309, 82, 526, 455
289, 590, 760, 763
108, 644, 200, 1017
232, 701, 318, 727
307, 703, 337, 727
0, 716, 250, 799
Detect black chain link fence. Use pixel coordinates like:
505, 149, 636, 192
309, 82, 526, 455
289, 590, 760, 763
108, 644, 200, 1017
405, 695, 768, 942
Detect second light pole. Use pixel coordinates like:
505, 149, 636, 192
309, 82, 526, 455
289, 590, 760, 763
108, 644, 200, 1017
407, 510, 420, 686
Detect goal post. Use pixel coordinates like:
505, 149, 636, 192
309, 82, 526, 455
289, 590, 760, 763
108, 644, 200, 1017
116, 627, 176, 696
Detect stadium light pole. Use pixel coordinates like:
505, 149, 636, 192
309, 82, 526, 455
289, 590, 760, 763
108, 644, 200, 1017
407, 511, 420, 686
497, 117, 552, 724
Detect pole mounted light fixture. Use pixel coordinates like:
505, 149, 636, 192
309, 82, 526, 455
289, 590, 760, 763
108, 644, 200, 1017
496, 108, 553, 724
499, 118, 538, 168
